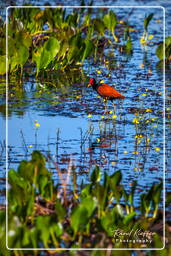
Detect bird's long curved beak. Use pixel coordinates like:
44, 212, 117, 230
87, 83, 91, 88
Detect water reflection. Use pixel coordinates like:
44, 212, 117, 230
0, 8, 166, 209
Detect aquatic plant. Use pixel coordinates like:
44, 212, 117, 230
0, 150, 165, 252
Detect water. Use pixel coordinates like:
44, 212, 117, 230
0, 5, 169, 210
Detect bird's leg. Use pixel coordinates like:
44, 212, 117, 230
103, 98, 108, 114
112, 102, 116, 115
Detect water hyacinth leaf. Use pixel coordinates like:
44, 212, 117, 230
67, 44, 79, 63
103, 10, 118, 42
83, 14, 91, 26
57, 40, 69, 60
40, 37, 60, 69
90, 166, 101, 183
109, 170, 122, 190
81, 196, 97, 217
36, 216, 51, 245
140, 193, 151, 216
15, 31, 32, 49
22, 226, 31, 246
67, 34, 82, 62
125, 39, 133, 54
93, 18, 105, 35
123, 212, 136, 225
113, 189, 123, 203
152, 183, 162, 204
103, 10, 117, 32
70, 205, 89, 235
32, 37, 60, 74
39, 175, 49, 195
55, 200, 66, 221
80, 184, 91, 199
8, 169, 27, 190
81, 39, 94, 62
144, 13, 154, 32
100, 210, 114, 234
103, 172, 110, 188
10, 44, 29, 71
0, 55, 6, 75
156, 36, 171, 62
17, 160, 34, 181
94, 184, 107, 210
26, 196, 35, 217
31, 150, 46, 166
156, 43, 164, 60
0, 228, 11, 256
30, 227, 38, 249
166, 36, 171, 46
52, 222, 63, 237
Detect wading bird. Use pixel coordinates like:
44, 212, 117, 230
88, 78, 125, 113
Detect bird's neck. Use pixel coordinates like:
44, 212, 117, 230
92, 83, 99, 91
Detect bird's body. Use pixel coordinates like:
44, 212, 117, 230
88, 78, 125, 100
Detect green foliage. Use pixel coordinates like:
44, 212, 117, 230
103, 10, 118, 42
32, 37, 60, 76
0, 150, 164, 249
140, 13, 154, 45
0, 8, 123, 77
0, 56, 6, 75
144, 13, 154, 32
156, 36, 171, 63
90, 165, 101, 183
0, 8, 164, 77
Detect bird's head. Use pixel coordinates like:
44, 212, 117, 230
88, 78, 96, 88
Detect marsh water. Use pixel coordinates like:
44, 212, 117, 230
0, 5, 170, 209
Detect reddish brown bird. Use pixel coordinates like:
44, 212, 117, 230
88, 78, 125, 100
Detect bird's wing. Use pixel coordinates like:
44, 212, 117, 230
97, 84, 125, 98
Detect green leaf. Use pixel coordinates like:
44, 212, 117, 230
152, 183, 162, 204
144, 13, 154, 32
81, 196, 97, 217
156, 43, 164, 60
90, 166, 101, 184
32, 37, 60, 75
80, 184, 91, 199
165, 36, 171, 46
52, 222, 63, 237
125, 39, 133, 54
70, 205, 89, 235
10, 44, 29, 71
39, 175, 48, 194
36, 216, 51, 246
55, 200, 66, 221
103, 10, 117, 32
113, 204, 124, 217
0, 55, 7, 75
93, 18, 105, 35
100, 210, 115, 235
109, 170, 122, 189
123, 212, 136, 225
8, 169, 27, 190
94, 184, 108, 210
81, 39, 94, 62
